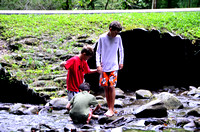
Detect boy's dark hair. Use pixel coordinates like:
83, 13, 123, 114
109, 21, 122, 31
79, 82, 90, 91
81, 45, 94, 56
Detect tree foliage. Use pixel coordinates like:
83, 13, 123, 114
0, 0, 199, 10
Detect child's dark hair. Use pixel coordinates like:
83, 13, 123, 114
79, 82, 90, 91
109, 21, 122, 31
81, 45, 94, 56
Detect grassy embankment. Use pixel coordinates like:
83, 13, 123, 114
0, 12, 199, 97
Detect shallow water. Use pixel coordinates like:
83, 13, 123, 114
0, 91, 198, 132
0, 110, 69, 131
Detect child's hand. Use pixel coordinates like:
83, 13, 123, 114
60, 61, 66, 67
97, 66, 102, 74
119, 64, 123, 70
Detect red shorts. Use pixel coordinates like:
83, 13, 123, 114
99, 71, 118, 87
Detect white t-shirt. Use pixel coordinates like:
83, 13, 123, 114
96, 33, 124, 72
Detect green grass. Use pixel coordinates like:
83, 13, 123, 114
0, 12, 200, 40
0, 12, 200, 97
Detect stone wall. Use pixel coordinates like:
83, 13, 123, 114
0, 65, 47, 104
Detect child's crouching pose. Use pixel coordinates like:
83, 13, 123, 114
66, 83, 101, 124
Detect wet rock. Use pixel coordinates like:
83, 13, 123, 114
176, 118, 191, 127
187, 88, 200, 96
98, 116, 117, 124
102, 99, 124, 108
33, 123, 59, 132
9, 104, 40, 115
100, 116, 127, 129
114, 99, 124, 108
194, 93, 200, 98
57, 90, 67, 97
81, 124, 93, 129
194, 119, 200, 128
187, 100, 200, 107
33, 86, 61, 92
183, 120, 196, 130
186, 107, 200, 117
96, 95, 104, 100
151, 125, 166, 131
144, 118, 166, 126
135, 89, 152, 99
64, 124, 76, 132
38, 106, 53, 115
115, 88, 125, 99
47, 98, 68, 110
9, 103, 26, 115
0, 104, 10, 111
133, 100, 167, 118
155, 92, 183, 109
24, 106, 38, 115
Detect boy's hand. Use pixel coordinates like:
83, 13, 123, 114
97, 66, 102, 74
119, 64, 123, 70
60, 61, 66, 67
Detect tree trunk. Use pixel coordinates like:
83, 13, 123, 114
168, 0, 172, 8
152, 0, 157, 9
65, 0, 69, 10
188, 0, 191, 8
105, 0, 109, 9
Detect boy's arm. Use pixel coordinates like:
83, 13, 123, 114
119, 37, 124, 70
88, 69, 97, 74
66, 102, 71, 111
92, 104, 101, 114
96, 39, 102, 74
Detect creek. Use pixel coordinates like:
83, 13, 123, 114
0, 87, 200, 132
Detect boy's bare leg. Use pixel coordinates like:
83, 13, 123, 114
104, 86, 110, 108
92, 114, 99, 118
105, 86, 115, 116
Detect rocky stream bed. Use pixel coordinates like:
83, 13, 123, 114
1, 85, 200, 131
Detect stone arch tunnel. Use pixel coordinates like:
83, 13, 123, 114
85, 28, 200, 92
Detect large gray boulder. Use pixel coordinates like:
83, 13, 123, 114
133, 99, 167, 118
155, 92, 183, 110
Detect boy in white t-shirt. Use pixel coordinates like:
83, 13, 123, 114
96, 21, 124, 117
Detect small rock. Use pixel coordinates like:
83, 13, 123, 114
135, 89, 152, 99
9, 103, 26, 115
38, 106, 53, 115
24, 106, 38, 115
47, 98, 68, 110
